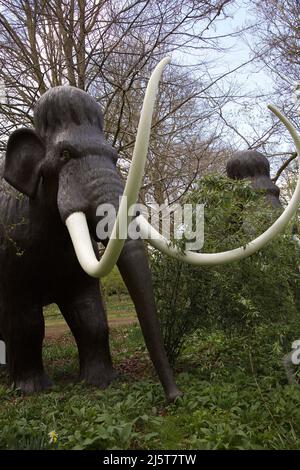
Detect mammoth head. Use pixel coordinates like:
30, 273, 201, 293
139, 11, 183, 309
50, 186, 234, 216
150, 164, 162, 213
4, 86, 117, 198
226, 150, 282, 209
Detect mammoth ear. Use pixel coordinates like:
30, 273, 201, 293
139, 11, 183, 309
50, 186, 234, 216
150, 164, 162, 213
4, 128, 45, 198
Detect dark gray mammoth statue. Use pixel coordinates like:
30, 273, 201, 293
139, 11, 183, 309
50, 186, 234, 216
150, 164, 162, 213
0, 85, 181, 401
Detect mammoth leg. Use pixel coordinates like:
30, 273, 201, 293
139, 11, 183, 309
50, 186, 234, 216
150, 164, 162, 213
2, 299, 51, 394
117, 238, 181, 402
57, 279, 115, 388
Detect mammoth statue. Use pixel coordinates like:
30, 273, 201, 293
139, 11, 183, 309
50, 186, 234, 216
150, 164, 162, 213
0, 61, 181, 401
1, 58, 300, 401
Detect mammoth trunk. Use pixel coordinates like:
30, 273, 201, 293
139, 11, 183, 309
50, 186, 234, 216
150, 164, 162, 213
57, 155, 125, 242
116, 238, 181, 401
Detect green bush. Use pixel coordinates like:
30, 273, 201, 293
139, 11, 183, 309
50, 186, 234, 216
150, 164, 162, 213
151, 175, 300, 364
101, 266, 128, 299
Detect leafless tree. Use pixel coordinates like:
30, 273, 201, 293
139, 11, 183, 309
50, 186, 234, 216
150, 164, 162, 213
0, 0, 236, 204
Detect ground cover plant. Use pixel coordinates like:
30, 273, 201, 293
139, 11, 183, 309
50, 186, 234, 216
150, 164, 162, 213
0, 315, 300, 450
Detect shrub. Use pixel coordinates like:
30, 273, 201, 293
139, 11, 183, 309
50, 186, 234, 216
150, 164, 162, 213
101, 266, 128, 299
150, 175, 300, 364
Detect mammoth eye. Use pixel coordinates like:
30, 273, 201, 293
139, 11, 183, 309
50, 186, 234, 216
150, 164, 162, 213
61, 149, 71, 160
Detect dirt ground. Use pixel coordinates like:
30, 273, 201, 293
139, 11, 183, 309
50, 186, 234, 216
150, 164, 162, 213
45, 317, 138, 340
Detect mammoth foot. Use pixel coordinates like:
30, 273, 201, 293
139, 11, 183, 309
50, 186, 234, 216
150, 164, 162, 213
80, 364, 117, 389
14, 372, 53, 395
166, 387, 183, 403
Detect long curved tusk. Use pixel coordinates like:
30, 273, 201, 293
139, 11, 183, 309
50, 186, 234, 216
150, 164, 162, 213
66, 57, 171, 278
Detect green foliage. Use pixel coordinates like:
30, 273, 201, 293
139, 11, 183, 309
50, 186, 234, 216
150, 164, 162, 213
151, 175, 300, 364
1, 320, 300, 450
101, 266, 128, 299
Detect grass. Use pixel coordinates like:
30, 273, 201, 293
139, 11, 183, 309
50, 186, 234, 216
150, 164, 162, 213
1, 316, 300, 449
44, 294, 136, 327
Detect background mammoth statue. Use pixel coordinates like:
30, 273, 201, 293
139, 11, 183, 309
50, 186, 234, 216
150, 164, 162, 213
0, 84, 181, 401
226, 150, 300, 385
